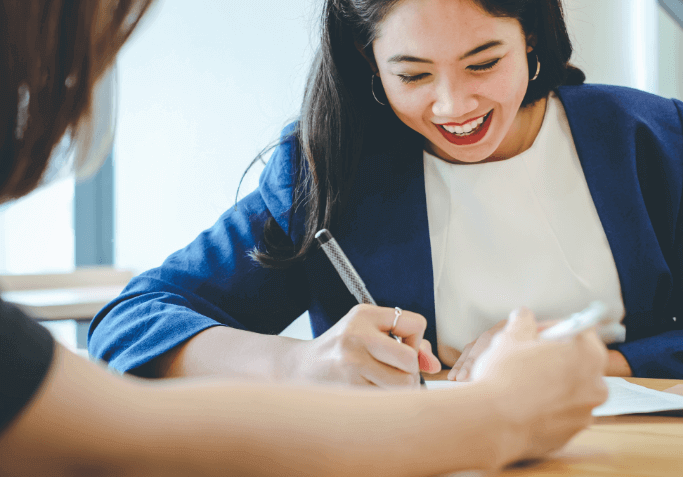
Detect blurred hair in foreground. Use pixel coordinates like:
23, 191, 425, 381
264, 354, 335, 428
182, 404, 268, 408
0, 0, 155, 203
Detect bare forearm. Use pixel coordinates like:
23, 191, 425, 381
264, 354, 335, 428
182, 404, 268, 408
0, 345, 508, 477
154, 326, 305, 381
138, 380, 506, 476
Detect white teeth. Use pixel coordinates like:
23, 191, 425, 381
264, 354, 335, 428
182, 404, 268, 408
439, 112, 490, 137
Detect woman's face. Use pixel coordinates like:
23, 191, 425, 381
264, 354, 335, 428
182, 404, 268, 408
372, 0, 537, 164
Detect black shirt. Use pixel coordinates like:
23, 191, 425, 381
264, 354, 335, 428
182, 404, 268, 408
0, 299, 55, 434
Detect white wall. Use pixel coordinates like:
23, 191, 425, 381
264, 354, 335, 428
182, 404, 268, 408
0, 178, 75, 274
563, 0, 659, 93
114, 0, 319, 273
659, 5, 683, 99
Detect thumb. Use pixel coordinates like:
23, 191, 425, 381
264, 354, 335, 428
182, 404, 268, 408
503, 306, 538, 341
418, 340, 441, 373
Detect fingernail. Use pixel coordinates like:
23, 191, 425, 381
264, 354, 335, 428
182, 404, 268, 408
418, 352, 428, 370
447, 370, 455, 380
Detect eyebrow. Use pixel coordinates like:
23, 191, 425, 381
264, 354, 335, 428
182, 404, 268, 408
387, 40, 505, 64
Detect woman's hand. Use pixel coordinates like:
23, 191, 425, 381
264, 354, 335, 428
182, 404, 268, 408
470, 307, 608, 464
448, 317, 560, 381
293, 304, 441, 388
449, 314, 632, 380
447, 319, 507, 381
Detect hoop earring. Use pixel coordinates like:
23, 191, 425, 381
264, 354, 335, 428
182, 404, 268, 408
530, 54, 541, 81
371, 74, 386, 106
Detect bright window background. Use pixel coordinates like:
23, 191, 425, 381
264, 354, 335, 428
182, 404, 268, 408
113, 0, 319, 274
0, 177, 75, 275
112, 0, 319, 339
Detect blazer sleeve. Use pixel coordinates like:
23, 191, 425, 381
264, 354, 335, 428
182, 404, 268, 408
88, 124, 311, 375
612, 98, 683, 379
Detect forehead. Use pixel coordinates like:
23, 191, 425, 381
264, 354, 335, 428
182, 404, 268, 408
374, 0, 524, 59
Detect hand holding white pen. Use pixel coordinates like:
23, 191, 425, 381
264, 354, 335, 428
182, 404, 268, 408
449, 301, 608, 381
466, 308, 608, 463
538, 301, 608, 341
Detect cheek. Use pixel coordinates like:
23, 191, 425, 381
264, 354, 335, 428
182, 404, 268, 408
494, 59, 529, 104
471, 62, 528, 120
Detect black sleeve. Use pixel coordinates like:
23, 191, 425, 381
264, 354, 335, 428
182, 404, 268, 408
0, 299, 55, 434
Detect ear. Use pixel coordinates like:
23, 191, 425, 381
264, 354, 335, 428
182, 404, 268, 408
355, 41, 379, 75
526, 34, 537, 53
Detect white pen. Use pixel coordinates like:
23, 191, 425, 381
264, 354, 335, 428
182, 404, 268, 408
315, 228, 426, 385
539, 301, 608, 341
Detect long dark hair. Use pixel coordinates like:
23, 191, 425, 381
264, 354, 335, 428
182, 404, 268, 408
0, 0, 155, 202
252, 0, 585, 268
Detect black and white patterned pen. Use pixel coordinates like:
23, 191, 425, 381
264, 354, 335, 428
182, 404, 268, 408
315, 228, 426, 386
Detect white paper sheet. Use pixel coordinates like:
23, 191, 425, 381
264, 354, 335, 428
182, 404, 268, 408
425, 377, 683, 416
592, 377, 683, 416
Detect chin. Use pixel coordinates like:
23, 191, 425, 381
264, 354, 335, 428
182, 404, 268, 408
438, 141, 498, 164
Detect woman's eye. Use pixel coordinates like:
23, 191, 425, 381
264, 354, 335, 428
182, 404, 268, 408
468, 59, 500, 72
398, 73, 430, 84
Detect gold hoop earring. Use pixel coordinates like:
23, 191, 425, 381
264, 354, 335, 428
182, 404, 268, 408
530, 54, 541, 81
371, 74, 386, 106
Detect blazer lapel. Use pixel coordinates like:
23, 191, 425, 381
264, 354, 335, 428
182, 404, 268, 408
556, 86, 666, 332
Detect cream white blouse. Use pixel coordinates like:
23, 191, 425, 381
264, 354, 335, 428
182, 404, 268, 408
423, 93, 626, 364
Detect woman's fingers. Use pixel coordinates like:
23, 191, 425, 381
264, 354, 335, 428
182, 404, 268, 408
537, 318, 561, 332
334, 304, 431, 387
448, 342, 474, 380
454, 342, 491, 382
418, 339, 441, 373
368, 307, 439, 380
360, 350, 421, 388
377, 307, 428, 352
447, 318, 509, 381
503, 307, 537, 341
366, 334, 420, 375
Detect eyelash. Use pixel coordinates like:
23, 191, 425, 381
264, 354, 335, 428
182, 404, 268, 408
468, 58, 500, 71
398, 73, 429, 84
397, 58, 501, 84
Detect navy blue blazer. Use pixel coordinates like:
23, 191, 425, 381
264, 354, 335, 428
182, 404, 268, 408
89, 84, 683, 378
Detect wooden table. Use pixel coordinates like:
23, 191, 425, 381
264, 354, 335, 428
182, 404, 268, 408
428, 371, 683, 476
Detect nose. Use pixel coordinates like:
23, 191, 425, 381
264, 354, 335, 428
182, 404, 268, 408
432, 78, 478, 119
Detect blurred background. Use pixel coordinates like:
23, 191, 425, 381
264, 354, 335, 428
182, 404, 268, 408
1, 0, 681, 349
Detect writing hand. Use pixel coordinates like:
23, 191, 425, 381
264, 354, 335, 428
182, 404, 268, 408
294, 304, 440, 388
469, 307, 608, 463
